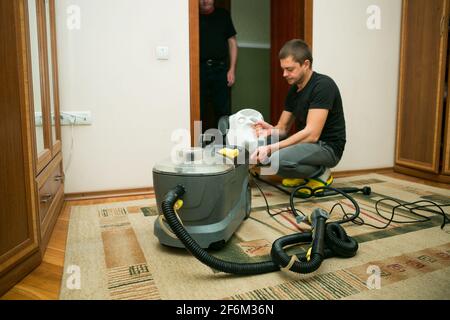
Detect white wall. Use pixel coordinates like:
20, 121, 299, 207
56, 0, 402, 193
313, 0, 402, 171
55, 0, 190, 193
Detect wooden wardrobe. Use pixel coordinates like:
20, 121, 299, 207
0, 0, 64, 296
395, 0, 450, 183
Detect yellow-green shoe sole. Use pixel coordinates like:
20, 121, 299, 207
282, 178, 308, 188
296, 175, 334, 197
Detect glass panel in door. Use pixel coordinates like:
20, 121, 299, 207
28, 0, 45, 156
44, 0, 57, 146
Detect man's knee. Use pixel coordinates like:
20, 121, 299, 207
272, 150, 304, 176
279, 159, 298, 171
276, 163, 319, 179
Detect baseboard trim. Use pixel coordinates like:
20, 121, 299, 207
65, 187, 155, 201
333, 167, 393, 178
64, 168, 395, 201
394, 165, 450, 184
257, 167, 393, 184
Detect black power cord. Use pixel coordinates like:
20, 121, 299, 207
250, 171, 450, 230
250, 173, 306, 232
289, 185, 361, 224
250, 171, 361, 225
330, 198, 450, 230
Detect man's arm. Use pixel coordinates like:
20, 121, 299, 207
273, 111, 296, 140
253, 111, 295, 140
250, 111, 296, 163
227, 36, 238, 87
276, 108, 329, 150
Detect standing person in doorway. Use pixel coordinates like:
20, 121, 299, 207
251, 39, 346, 195
199, 0, 238, 132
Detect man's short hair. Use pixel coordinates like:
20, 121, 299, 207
279, 39, 313, 68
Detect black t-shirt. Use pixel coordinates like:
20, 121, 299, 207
200, 8, 237, 62
284, 72, 346, 159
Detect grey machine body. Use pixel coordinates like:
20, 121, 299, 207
153, 146, 251, 249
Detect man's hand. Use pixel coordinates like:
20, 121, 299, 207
227, 36, 238, 87
252, 120, 274, 138
250, 145, 273, 165
227, 69, 235, 87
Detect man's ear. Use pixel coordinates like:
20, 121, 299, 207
303, 60, 311, 69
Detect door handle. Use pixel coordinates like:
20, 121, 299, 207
40, 194, 53, 204
441, 15, 448, 36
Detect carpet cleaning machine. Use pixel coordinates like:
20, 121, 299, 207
153, 144, 251, 250
153, 109, 370, 275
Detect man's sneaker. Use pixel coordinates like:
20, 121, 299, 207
315, 167, 332, 185
296, 168, 334, 197
282, 178, 308, 187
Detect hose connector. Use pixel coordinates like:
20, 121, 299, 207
164, 185, 186, 204
309, 208, 330, 230
309, 208, 329, 258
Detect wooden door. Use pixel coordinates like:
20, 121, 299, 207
30, 0, 62, 174
443, 14, 450, 176
0, 0, 41, 295
42, 0, 62, 159
395, 0, 449, 173
189, 0, 312, 143
270, 0, 313, 124
443, 59, 450, 175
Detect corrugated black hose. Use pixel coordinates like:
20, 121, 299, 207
161, 185, 280, 275
161, 185, 358, 276
271, 209, 358, 274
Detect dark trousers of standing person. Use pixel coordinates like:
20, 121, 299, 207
200, 60, 231, 133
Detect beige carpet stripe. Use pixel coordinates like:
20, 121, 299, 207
98, 207, 162, 300
230, 242, 450, 300
346, 243, 450, 288
99, 207, 128, 217
337, 270, 369, 291
109, 283, 160, 300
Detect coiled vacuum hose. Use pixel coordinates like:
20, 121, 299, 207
161, 185, 358, 275
162, 185, 279, 275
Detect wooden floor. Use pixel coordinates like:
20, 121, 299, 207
0, 195, 151, 300
1, 171, 448, 300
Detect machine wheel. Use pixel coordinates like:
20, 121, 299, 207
245, 183, 252, 220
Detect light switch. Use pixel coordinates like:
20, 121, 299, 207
156, 46, 169, 60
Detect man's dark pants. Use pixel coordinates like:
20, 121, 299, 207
200, 60, 230, 132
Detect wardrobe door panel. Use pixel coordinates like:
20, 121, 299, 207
396, 0, 449, 173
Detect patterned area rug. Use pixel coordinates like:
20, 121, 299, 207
59, 174, 450, 300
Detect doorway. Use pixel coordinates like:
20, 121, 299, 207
189, 0, 313, 144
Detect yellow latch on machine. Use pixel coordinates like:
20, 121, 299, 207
218, 148, 240, 159
174, 200, 184, 211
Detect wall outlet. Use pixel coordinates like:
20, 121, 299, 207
156, 46, 169, 60
35, 112, 43, 126
60, 111, 92, 126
